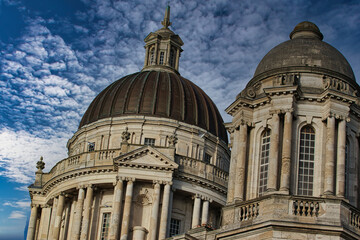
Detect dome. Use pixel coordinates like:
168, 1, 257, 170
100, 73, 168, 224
253, 21, 355, 82
79, 70, 228, 143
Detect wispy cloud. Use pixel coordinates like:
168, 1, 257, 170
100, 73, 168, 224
3, 200, 30, 209
0, 0, 359, 186
8, 211, 27, 219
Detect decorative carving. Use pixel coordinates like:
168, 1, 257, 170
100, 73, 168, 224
36, 156, 45, 173
135, 189, 152, 206
168, 132, 178, 147
323, 75, 352, 94
274, 73, 299, 86
121, 127, 131, 143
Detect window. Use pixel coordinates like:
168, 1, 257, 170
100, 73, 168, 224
150, 48, 155, 64
204, 153, 212, 164
169, 218, 181, 237
144, 138, 155, 146
88, 142, 95, 152
169, 48, 175, 67
100, 213, 111, 240
297, 126, 315, 196
159, 51, 164, 65
259, 129, 271, 196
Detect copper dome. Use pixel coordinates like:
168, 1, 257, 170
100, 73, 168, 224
79, 71, 228, 143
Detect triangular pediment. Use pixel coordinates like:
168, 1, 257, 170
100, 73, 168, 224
113, 145, 178, 171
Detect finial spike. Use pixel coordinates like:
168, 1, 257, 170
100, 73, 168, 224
161, 4, 172, 29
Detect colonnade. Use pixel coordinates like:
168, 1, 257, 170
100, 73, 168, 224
227, 109, 348, 203
27, 179, 174, 240
191, 194, 212, 228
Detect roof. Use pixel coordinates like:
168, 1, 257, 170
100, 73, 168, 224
79, 71, 228, 143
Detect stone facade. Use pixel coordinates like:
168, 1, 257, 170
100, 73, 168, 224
27, 9, 360, 240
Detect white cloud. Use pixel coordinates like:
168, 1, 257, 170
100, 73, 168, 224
9, 211, 26, 219
0, 128, 68, 183
3, 200, 30, 209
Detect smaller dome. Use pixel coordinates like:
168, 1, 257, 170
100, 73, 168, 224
253, 21, 355, 82
290, 21, 323, 40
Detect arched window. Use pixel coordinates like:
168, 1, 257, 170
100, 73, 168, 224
259, 129, 271, 196
297, 125, 315, 196
169, 48, 175, 67
159, 51, 165, 65
149, 47, 155, 65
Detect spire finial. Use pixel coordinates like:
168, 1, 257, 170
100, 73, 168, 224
161, 4, 172, 29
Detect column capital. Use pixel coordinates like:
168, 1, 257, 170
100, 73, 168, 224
125, 177, 135, 183
30, 203, 40, 208
114, 176, 125, 186
269, 109, 282, 115
163, 181, 173, 186
77, 184, 86, 190
41, 203, 50, 208
192, 193, 202, 200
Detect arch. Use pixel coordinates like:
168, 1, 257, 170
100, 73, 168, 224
297, 125, 315, 196
149, 47, 155, 65
258, 128, 271, 196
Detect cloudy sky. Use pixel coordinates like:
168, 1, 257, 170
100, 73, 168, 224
0, 0, 360, 238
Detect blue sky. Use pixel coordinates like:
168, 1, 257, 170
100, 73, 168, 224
0, 0, 359, 239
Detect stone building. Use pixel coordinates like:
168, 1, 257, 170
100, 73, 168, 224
27, 6, 360, 240
27, 6, 230, 240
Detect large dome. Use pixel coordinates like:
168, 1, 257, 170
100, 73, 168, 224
253, 21, 355, 82
79, 70, 228, 143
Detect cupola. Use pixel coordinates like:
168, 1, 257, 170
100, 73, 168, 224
142, 5, 184, 74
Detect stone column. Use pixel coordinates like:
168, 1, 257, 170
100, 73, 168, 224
71, 186, 85, 240
144, 46, 149, 66
175, 48, 180, 70
166, 188, 175, 238
80, 185, 94, 240
120, 178, 135, 240
109, 178, 124, 240
324, 116, 335, 195
26, 204, 38, 240
149, 181, 161, 240
48, 197, 58, 239
234, 122, 248, 201
159, 182, 171, 240
336, 119, 347, 197
132, 226, 148, 240
268, 112, 280, 192
280, 110, 293, 192
227, 128, 239, 203
38, 205, 51, 240
191, 195, 201, 228
201, 199, 210, 226
53, 193, 65, 240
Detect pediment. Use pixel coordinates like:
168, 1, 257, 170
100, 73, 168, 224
144, 32, 161, 42
113, 146, 178, 171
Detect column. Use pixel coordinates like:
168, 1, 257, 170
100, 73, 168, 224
280, 110, 293, 192
166, 188, 174, 238
227, 128, 239, 203
268, 112, 280, 192
26, 204, 38, 240
191, 195, 201, 228
80, 185, 94, 240
120, 179, 134, 240
38, 205, 51, 240
324, 116, 335, 195
149, 182, 161, 240
159, 182, 171, 240
175, 48, 180, 70
144, 46, 149, 66
53, 193, 65, 240
201, 199, 210, 226
336, 119, 347, 197
48, 197, 58, 239
234, 123, 248, 201
109, 178, 124, 240
71, 187, 85, 240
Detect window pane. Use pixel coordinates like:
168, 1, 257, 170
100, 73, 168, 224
169, 218, 181, 237
259, 129, 271, 196
144, 138, 155, 146
297, 126, 315, 196
100, 213, 111, 240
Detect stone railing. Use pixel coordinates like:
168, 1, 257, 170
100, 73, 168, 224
292, 199, 320, 217
238, 202, 260, 222
175, 156, 228, 187
44, 149, 121, 182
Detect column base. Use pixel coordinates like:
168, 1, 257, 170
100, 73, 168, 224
278, 188, 289, 195
322, 191, 334, 196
